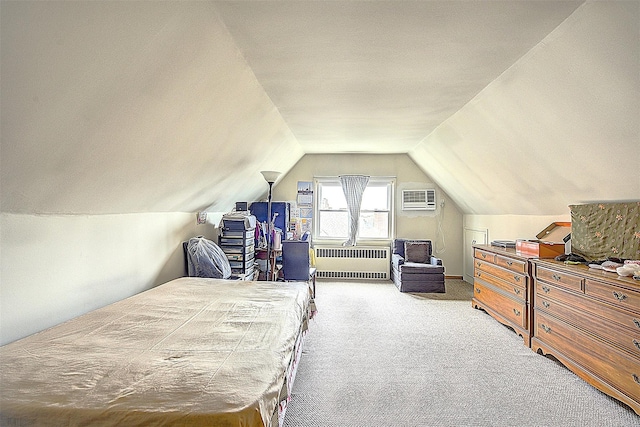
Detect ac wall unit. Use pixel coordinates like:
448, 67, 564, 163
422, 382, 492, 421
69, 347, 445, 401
402, 189, 436, 211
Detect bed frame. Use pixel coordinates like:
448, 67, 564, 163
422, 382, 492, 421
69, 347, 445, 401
0, 277, 313, 427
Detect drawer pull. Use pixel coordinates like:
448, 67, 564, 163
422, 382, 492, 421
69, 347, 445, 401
634, 339, 640, 351
513, 288, 521, 295
542, 286, 550, 294
475, 288, 481, 294
481, 253, 487, 259
506, 260, 513, 266
552, 273, 561, 281
513, 308, 521, 316
541, 324, 552, 333
612, 291, 628, 301
476, 261, 481, 267
634, 374, 640, 385
542, 301, 550, 309
514, 276, 520, 282
635, 319, 640, 329
477, 272, 482, 277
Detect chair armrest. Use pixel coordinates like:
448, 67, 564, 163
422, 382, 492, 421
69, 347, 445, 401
391, 253, 405, 268
430, 256, 443, 266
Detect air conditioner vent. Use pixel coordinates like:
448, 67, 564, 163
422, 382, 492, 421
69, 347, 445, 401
402, 189, 436, 211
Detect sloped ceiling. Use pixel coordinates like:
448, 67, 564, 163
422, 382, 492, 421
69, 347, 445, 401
411, 0, 640, 215
214, 0, 584, 153
1, 1, 638, 216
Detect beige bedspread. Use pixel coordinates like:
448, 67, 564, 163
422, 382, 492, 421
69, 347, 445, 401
0, 277, 311, 426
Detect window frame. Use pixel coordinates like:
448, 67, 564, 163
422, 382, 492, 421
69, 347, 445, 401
313, 176, 395, 245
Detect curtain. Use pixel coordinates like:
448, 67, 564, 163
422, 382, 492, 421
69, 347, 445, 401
340, 175, 370, 246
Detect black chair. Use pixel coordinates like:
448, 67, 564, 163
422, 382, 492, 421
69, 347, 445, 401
281, 240, 317, 297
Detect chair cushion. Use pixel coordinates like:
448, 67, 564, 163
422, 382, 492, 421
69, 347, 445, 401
401, 262, 445, 274
404, 241, 430, 263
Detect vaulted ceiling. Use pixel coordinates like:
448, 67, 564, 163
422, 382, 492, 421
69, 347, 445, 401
1, 1, 638, 216
215, 1, 584, 154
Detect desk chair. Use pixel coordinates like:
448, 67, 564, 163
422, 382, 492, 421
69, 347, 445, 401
281, 240, 317, 297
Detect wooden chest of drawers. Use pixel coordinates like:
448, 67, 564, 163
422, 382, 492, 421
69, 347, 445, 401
532, 259, 640, 415
472, 245, 534, 347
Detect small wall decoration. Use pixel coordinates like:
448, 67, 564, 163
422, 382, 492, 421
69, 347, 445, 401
297, 181, 313, 235
196, 212, 208, 225
297, 181, 313, 206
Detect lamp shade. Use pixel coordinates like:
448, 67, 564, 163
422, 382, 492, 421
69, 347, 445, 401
260, 171, 281, 184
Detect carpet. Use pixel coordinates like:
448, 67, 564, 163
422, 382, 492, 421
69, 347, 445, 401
283, 279, 640, 427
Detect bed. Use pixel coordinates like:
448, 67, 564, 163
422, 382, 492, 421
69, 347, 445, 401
0, 277, 313, 427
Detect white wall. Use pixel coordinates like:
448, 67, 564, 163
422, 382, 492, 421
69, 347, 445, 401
0, 213, 216, 345
463, 213, 571, 244
461, 213, 572, 283
272, 153, 464, 276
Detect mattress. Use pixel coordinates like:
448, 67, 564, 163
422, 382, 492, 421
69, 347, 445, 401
0, 277, 312, 427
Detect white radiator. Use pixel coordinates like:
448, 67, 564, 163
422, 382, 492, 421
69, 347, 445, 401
314, 246, 390, 280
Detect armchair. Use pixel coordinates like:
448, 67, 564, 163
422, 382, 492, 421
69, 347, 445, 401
391, 239, 445, 293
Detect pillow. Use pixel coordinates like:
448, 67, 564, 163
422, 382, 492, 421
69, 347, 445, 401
404, 241, 430, 263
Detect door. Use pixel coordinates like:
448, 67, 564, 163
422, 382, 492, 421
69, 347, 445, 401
463, 228, 488, 284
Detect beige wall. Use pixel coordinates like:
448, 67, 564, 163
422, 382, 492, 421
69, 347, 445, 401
0, 212, 218, 345
462, 213, 572, 282
464, 213, 571, 243
271, 153, 464, 276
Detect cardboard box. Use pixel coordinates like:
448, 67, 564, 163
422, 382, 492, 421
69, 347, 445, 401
516, 222, 571, 258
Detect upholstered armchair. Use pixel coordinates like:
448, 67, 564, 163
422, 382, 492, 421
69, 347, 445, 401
391, 239, 445, 293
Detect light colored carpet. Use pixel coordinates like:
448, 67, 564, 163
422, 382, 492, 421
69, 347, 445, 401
283, 279, 640, 427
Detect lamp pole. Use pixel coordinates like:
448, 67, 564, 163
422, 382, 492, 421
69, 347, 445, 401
261, 171, 281, 280
266, 181, 274, 280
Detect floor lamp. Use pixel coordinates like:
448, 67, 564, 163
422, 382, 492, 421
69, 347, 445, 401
261, 171, 281, 280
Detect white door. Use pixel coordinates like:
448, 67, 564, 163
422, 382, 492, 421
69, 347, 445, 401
463, 228, 488, 284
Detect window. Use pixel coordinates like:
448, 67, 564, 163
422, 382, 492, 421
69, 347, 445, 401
315, 177, 394, 241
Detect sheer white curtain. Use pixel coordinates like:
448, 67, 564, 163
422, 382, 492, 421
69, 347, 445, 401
339, 175, 370, 246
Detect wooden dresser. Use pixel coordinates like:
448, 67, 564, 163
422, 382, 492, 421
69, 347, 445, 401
532, 259, 640, 415
472, 245, 535, 347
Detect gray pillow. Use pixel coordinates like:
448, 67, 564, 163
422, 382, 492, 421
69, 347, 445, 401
404, 241, 429, 263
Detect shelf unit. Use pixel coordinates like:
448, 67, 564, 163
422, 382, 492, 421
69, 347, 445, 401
219, 220, 256, 280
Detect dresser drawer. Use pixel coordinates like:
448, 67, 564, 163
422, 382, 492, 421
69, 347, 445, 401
537, 293, 640, 358
536, 281, 640, 333
536, 266, 584, 292
474, 248, 496, 263
535, 312, 640, 403
474, 280, 527, 329
585, 279, 640, 315
475, 259, 528, 288
496, 254, 527, 274
474, 268, 526, 302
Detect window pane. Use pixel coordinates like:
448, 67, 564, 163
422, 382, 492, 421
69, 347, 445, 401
319, 185, 347, 210
318, 211, 348, 238
361, 185, 389, 210
359, 211, 389, 238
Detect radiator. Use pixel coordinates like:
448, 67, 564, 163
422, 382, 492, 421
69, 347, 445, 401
314, 246, 390, 280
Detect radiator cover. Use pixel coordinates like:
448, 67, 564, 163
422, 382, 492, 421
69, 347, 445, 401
314, 246, 390, 280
